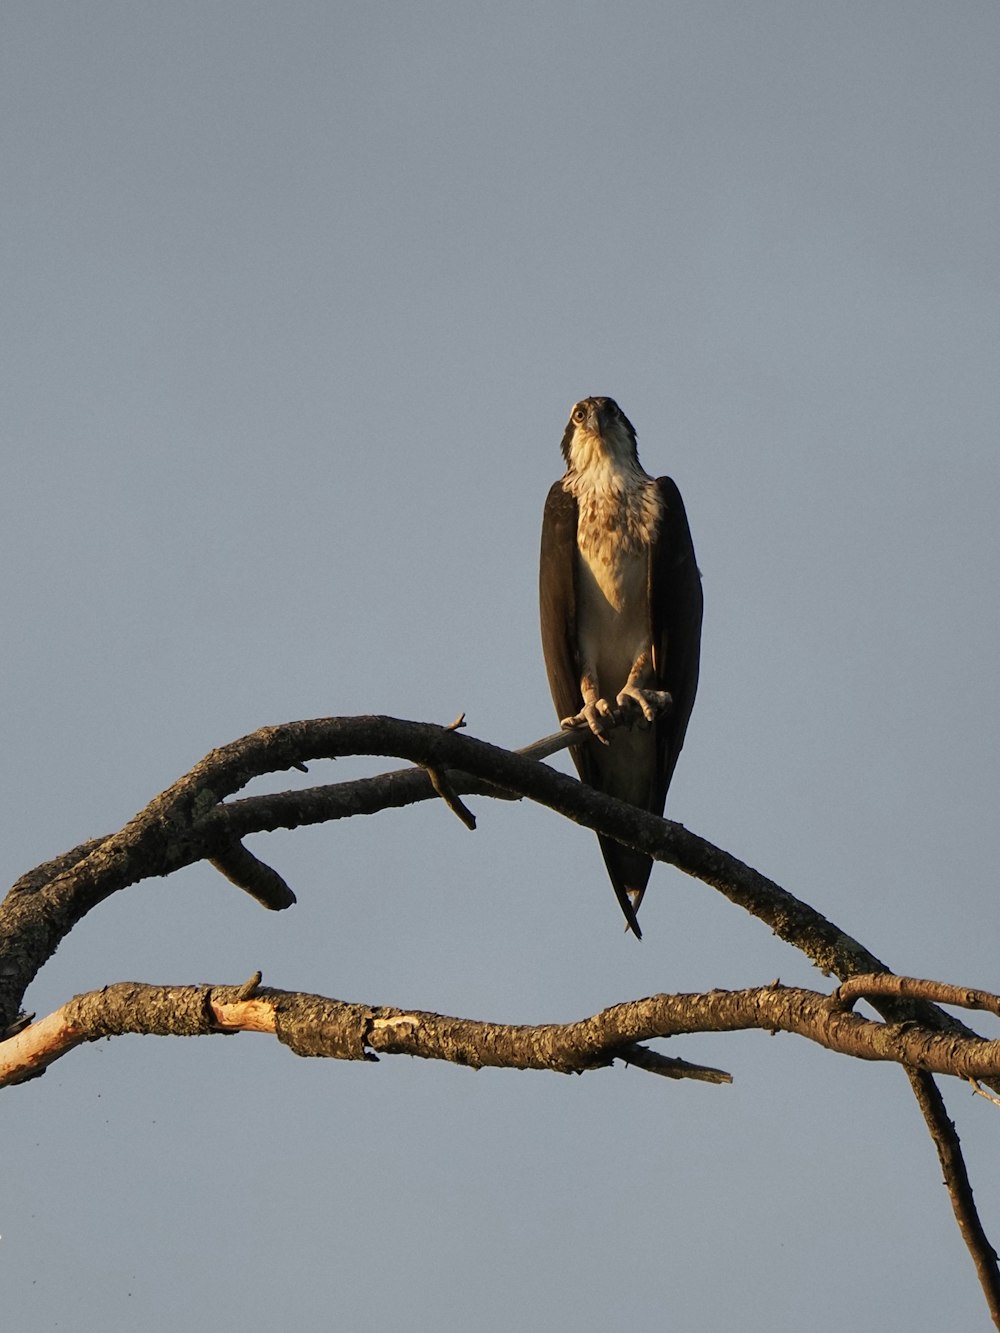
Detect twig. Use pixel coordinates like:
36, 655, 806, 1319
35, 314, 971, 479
424, 766, 477, 829
236, 971, 263, 1001
970, 1079, 1000, 1110
516, 723, 590, 761
208, 843, 296, 910
615, 1044, 732, 1083
834, 974, 1000, 1019
907, 1069, 1000, 1329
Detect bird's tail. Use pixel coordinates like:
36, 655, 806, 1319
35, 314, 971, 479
600, 836, 652, 940
616, 884, 645, 939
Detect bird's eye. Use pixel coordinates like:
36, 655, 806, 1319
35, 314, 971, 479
572, 407, 586, 424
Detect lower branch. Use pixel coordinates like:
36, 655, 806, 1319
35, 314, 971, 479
5, 978, 1000, 1090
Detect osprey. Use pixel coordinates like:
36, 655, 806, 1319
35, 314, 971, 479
539, 396, 702, 937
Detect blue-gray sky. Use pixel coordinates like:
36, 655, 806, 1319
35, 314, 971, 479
3, 4, 1000, 1329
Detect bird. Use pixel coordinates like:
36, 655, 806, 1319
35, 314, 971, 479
539, 396, 702, 937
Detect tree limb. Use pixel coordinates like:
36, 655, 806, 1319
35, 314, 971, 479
907, 1069, 1000, 1330
207, 841, 296, 910
0, 715, 994, 1066
5, 979, 1000, 1091
0, 719, 970, 1013
834, 974, 1000, 1019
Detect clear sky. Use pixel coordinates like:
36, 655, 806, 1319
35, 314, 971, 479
3, 4, 999, 1329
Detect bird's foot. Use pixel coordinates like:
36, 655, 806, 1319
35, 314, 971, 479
561, 698, 616, 743
615, 686, 674, 727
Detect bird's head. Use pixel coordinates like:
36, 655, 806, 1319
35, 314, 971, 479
560, 396, 639, 472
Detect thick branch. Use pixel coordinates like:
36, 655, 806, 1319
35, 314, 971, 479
5, 980, 1000, 1090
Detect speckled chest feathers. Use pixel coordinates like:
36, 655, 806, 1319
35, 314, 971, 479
565, 467, 662, 612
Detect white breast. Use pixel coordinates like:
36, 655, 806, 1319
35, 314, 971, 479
571, 473, 661, 695
577, 543, 649, 694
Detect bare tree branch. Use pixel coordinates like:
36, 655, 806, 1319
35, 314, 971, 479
907, 1069, 1000, 1330
6, 979, 1000, 1091
835, 974, 1000, 1019
207, 841, 296, 910
0, 715, 981, 1042
2, 713, 998, 1322
423, 765, 478, 829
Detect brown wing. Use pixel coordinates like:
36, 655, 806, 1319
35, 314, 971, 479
649, 475, 703, 816
539, 481, 590, 778
539, 474, 699, 939
540, 479, 642, 936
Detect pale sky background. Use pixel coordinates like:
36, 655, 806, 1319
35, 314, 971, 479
3, 3, 1000, 1330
